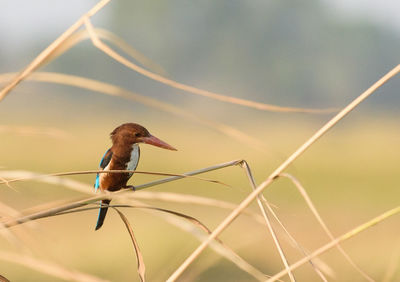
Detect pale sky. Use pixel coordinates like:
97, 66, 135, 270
323, 0, 400, 32
1, 0, 399, 55
0, 1, 111, 53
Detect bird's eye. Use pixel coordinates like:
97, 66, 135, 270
135, 133, 141, 137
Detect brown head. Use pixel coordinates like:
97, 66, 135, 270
110, 123, 177, 150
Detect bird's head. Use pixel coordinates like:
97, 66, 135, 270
110, 123, 177, 151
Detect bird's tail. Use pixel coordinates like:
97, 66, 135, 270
95, 199, 111, 230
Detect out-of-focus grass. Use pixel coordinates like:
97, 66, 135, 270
0, 115, 399, 281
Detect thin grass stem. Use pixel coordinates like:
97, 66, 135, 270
166, 65, 400, 281
240, 161, 296, 282
266, 206, 400, 281
279, 173, 374, 281
83, 18, 337, 114
0, 0, 110, 101
1, 160, 242, 228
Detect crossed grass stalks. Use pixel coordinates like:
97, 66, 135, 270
0, 161, 390, 282
0, 0, 399, 281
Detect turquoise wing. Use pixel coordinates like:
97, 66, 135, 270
94, 148, 112, 192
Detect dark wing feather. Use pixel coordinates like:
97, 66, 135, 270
94, 148, 113, 191
95, 199, 110, 230
99, 148, 113, 169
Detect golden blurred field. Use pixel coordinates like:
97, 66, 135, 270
1, 1, 400, 281
0, 114, 399, 281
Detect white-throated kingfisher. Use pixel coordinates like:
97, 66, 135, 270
94, 123, 176, 230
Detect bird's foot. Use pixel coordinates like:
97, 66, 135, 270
123, 185, 136, 191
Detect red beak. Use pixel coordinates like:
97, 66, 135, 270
141, 135, 177, 151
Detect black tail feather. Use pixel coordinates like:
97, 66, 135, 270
95, 199, 111, 230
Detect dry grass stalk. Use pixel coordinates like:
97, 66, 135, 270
125, 191, 268, 224
0, 71, 269, 152
0, 125, 68, 139
0, 160, 242, 228
130, 204, 268, 281
241, 165, 332, 280
0, 166, 294, 280
0, 200, 28, 244
166, 65, 400, 281
0, 161, 268, 280
266, 206, 400, 281
381, 240, 400, 282
279, 173, 374, 281
0, 1, 397, 280
113, 208, 146, 282
0, 169, 229, 188
45, 203, 268, 281
0, 170, 93, 195
0, 6, 339, 141
240, 161, 297, 282
251, 173, 334, 280
244, 164, 332, 281
83, 17, 337, 114
0, 165, 368, 279
0, 250, 109, 282
45, 28, 166, 75
0, 169, 268, 226
0, 0, 111, 101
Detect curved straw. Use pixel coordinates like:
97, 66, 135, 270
0, 72, 269, 153
84, 18, 337, 114
166, 65, 400, 281
267, 206, 400, 281
0, 0, 111, 101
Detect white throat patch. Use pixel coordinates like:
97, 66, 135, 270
127, 144, 140, 175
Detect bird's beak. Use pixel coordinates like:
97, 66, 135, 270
141, 135, 177, 151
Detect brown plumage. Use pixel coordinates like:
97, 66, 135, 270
95, 123, 176, 230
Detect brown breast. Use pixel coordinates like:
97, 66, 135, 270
100, 144, 135, 192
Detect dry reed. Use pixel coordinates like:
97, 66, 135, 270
0, 0, 399, 281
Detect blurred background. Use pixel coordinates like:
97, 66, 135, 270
0, 0, 399, 281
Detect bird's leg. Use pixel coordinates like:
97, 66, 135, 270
123, 185, 136, 191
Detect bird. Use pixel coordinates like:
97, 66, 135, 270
94, 123, 177, 230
